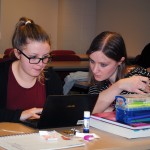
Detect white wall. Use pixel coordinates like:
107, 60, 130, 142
0, 0, 58, 52
96, 0, 150, 57
0, 0, 150, 57
0, 0, 96, 54
57, 0, 96, 53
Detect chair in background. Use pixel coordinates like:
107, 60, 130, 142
50, 50, 80, 61
0, 48, 17, 62
50, 50, 76, 55
51, 54, 81, 61
0, 58, 3, 63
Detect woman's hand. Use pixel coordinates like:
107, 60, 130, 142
118, 76, 150, 94
20, 107, 43, 121
92, 75, 150, 114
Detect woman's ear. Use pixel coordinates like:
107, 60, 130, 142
14, 48, 21, 59
118, 57, 125, 65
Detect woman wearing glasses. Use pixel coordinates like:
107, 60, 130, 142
0, 17, 63, 122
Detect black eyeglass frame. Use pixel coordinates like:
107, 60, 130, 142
17, 49, 52, 64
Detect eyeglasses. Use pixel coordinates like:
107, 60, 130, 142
17, 49, 51, 64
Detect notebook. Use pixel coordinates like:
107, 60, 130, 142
0, 131, 85, 150
22, 94, 98, 129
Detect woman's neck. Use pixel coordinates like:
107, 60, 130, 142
12, 61, 37, 88
109, 68, 118, 84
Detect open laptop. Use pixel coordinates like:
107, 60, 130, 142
22, 94, 98, 129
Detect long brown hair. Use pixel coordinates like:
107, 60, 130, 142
87, 31, 127, 85
12, 17, 51, 83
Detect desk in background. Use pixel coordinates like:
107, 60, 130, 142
0, 123, 150, 150
47, 61, 89, 82
47, 61, 89, 71
77, 54, 88, 61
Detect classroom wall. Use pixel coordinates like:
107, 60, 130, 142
57, 0, 96, 53
96, 0, 150, 57
0, 0, 150, 57
0, 0, 59, 52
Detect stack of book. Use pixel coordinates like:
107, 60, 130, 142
90, 111, 150, 139
90, 94, 150, 139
